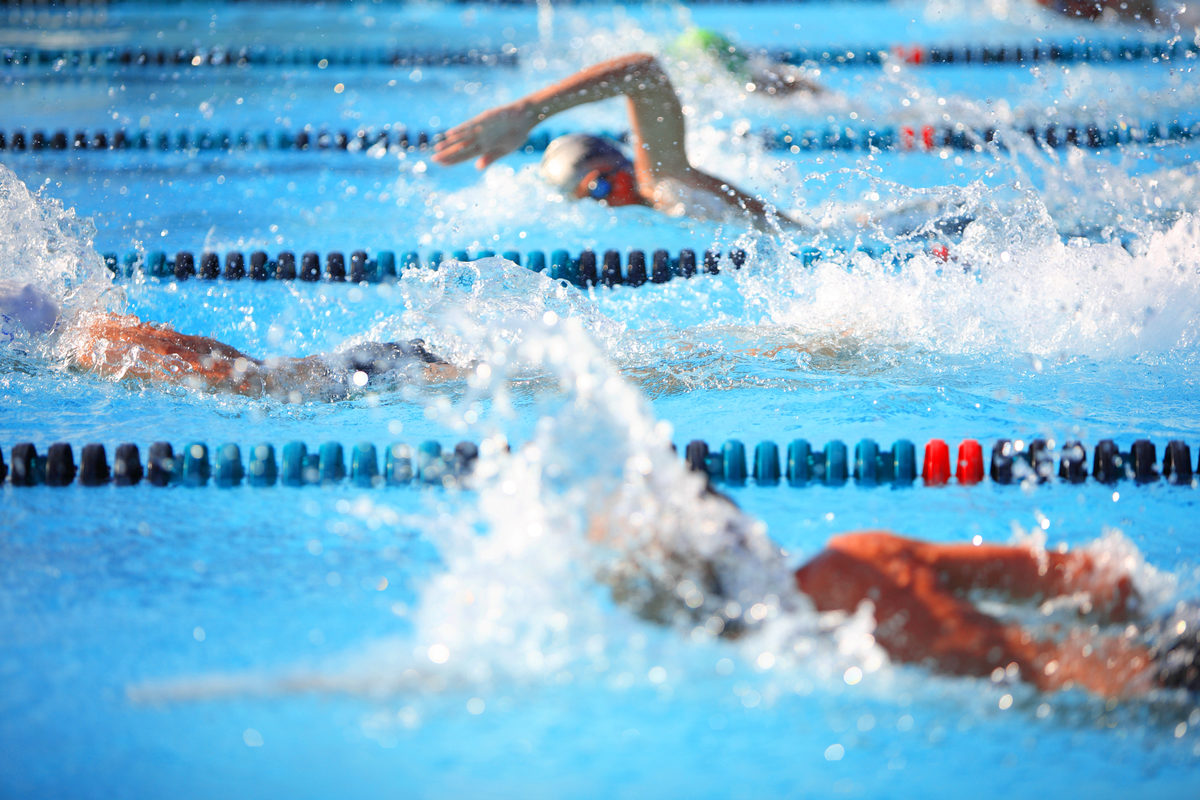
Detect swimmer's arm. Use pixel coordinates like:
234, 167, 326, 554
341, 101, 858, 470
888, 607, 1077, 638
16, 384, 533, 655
433, 53, 803, 230
73, 315, 460, 397
798, 535, 1154, 696
927, 542, 1137, 620
70, 313, 274, 394
668, 168, 806, 232
433, 53, 690, 178
826, 532, 1139, 620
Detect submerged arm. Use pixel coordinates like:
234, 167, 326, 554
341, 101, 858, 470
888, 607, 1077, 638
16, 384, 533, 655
821, 532, 1138, 620
68, 314, 458, 398
918, 538, 1138, 620
795, 531, 1154, 696
71, 313, 271, 394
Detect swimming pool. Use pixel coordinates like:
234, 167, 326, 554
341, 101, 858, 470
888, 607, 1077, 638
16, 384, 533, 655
2, 0, 1200, 797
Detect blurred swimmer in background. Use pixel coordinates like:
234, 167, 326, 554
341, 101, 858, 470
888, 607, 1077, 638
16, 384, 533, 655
1036, 0, 1198, 26
0, 280, 457, 399
669, 27, 825, 97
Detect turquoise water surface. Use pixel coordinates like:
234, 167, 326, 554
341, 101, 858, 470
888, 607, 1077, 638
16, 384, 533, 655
2, 1, 1199, 797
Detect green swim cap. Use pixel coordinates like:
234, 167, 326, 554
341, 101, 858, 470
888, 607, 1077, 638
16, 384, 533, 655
673, 27, 750, 78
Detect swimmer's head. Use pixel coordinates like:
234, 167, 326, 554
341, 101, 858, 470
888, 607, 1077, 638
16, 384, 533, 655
0, 281, 60, 336
673, 28, 751, 79
540, 134, 642, 207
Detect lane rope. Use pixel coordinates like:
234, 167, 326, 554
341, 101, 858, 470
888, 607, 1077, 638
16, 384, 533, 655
3, 0, 892, 7
3, 437, 1193, 488
101, 246, 963, 288
2, 38, 1194, 70
0, 44, 513, 68
3, 119, 1195, 156
772, 39, 1199, 66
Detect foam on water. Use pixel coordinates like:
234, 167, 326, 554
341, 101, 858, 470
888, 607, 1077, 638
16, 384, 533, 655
728, 205, 1200, 360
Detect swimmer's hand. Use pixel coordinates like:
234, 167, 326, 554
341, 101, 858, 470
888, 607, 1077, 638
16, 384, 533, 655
433, 102, 536, 170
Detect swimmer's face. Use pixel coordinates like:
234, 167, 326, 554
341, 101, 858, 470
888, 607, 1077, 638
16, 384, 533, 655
574, 160, 641, 207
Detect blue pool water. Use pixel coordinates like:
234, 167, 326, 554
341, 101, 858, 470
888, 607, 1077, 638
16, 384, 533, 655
2, 1, 1200, 797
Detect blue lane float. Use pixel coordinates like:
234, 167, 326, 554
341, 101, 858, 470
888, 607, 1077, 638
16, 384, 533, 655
8, 0, 891, 8
1, 439, 482, 489
102, 247, 744, 287
770, 38, 1199, 66
0, 45, 515, 69
102, 245, 952, 289
7, 436, 1192, 489
691, 436, 1193, 488
4, 119, 1195, 156
3, 38, 1193, 70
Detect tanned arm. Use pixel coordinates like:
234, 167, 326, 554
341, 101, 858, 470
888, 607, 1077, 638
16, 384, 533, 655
795, 531, 1154, 697
71, 314, 270, 394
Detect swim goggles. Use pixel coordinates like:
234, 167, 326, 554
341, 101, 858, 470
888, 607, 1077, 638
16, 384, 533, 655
576, 166, 640, 207
587, 175, 614, 200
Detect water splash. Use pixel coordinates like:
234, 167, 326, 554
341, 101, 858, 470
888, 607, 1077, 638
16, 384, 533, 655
0, 164, 124, 362
728, 203, 1200, 359
125, 292, 1189, 717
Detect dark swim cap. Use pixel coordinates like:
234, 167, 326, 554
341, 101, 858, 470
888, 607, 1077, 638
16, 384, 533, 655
539, 134, 632, 194
1149, 606, 1200, 692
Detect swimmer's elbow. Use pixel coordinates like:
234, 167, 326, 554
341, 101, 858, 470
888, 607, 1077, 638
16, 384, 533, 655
626, 52, 659, 67
621, 52, 668, 81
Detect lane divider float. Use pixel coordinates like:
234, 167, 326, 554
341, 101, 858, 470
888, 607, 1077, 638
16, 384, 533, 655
100, 245, 955, 288
0, 45, 514, 68
2, 440, 480, 488
5, 0, 892, 8
3, 119, 1194, 155
772, 38, 1199, 66
686, 436, 1195, 487
3, 38, 1194, 71
2, 437, 1193, 489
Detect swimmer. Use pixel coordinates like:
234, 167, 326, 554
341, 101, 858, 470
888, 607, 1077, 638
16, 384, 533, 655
432, 53, 803, 231
592, 470, 1196, 699
0, 281, 458, 399
1035, 0, 1194, 25
671, 27, 824, 97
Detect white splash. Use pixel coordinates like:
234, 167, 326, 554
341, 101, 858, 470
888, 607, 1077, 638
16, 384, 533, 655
0, 164, 123, 357
735, 202, 1200, 359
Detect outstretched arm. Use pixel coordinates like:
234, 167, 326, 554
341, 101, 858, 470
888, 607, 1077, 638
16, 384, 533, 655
432, 53, 800, 229
71, 313, 272, 394
68, 314, 458, 398
432, 53, 689, 179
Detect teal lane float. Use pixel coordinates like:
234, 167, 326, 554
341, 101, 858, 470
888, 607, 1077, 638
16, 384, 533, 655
3, 38, 1194, 70
100, 245, 965, 288
2, 437, 1194, 488
4, 119, 1194, 155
